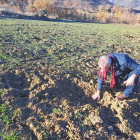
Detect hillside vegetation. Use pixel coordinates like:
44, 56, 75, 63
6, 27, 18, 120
0, 18, 140, 139
1, 0, 140, 24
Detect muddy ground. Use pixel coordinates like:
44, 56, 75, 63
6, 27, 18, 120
0, 57, 140, 140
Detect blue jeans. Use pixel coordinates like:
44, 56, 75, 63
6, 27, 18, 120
116, 71, 139, 97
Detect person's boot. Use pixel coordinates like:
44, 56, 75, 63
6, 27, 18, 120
115, 94, 127, 101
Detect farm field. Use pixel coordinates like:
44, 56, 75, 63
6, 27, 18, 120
0, 17, 140, 139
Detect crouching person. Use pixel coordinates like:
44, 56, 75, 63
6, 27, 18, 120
92, 53, 140, 101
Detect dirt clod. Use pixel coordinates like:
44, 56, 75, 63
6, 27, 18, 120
89, 113, 103, 125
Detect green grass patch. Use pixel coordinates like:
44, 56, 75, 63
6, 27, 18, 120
0, 19, 139, 76
52, 108, 60, 114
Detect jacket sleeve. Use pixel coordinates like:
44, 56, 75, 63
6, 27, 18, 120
125, 55, 140, 76
97, 78, 104, 91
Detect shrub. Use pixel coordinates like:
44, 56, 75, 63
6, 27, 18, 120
105, 4, 111, 13
33, 0, 41, 10
31, 0, 54, 12
96, 12, 105, 21
35, 9, 47, 17
105, 8, 111, 13
114, 8, 122, 20
119, 12, 131, 24
104, 13, 113, 23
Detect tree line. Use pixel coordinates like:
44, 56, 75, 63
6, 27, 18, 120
1, 0, 140, 24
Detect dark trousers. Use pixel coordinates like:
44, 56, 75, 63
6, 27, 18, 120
116, 71, 139, 97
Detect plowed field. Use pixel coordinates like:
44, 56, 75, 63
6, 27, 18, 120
0, 18, 140, 140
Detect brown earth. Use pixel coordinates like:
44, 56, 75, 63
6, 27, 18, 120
0, 58, 140, 140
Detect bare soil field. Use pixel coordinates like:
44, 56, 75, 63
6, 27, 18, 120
0, 18, 140, 140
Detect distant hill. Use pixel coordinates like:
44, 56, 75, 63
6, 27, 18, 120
2, 0, 140, 13
86, 0, 113, 9
108, 0, 140, 10
5, 0, 140, 11
54, 0, 113, 10
54, 0, 140, 11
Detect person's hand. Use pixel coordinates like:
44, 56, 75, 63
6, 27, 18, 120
123, 74, 137, 86
92, 92, 101, 101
